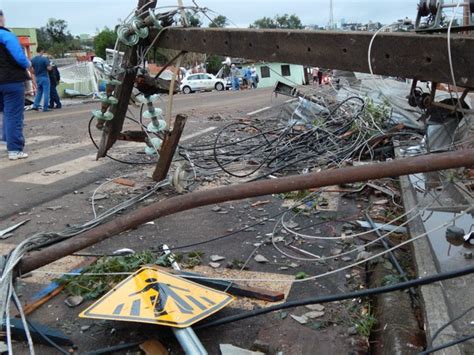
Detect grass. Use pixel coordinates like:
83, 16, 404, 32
55, 250, 204, 299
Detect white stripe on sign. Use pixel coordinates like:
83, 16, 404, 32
0, 140, 92, 168
10, 154, 102, 185
247, 107, 271, 116
26, 135, 61, 144
181, 127, 216, 142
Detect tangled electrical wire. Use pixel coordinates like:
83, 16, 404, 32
179, 93, 408, 180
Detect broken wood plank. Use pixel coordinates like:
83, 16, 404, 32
152, 114, 187, 182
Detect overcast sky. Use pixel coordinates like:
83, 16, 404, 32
1, 0, 418, 35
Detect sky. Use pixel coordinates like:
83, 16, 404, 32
0, 0, 418, 35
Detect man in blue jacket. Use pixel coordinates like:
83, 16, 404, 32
31, 47, 52, 112
0, 10, 31, 160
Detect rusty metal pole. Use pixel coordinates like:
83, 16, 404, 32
18, 149, 474, 274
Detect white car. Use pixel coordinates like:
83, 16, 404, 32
180, 73, 226, 94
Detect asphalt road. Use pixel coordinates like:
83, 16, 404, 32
0, 87, 287, 219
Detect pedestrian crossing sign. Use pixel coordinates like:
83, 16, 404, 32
79, 266, 234, 328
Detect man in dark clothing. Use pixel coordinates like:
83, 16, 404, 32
31, 47, 51, 112
48, 61, 61, 109
0, 10, 31, 160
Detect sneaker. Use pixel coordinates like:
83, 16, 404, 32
31, 107, 39, 111
8, 151, 28, 160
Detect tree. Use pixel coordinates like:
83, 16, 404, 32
45, 18, 70, 44
94, 27, 117, 59
209, 15, 228, 28
185, 11, 202, 27
250, 14, 304, 29
250, 16, 277, 29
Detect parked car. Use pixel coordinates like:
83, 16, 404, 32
180, 73, 226, 94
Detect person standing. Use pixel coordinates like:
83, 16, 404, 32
0, 10, 31, 160
230, 64, 240, 91
250, 64, 258, 89
48, 61, 61, 109
317, 68, 324, 85
312, 67, 319, 84
31, 47, 52, 112
243, 66, 252, 89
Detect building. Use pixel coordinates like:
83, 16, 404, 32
253, 62, 306, 89
11, 28, 38, 57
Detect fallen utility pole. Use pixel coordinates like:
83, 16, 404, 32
97, 26, 474, 159
18, 149, 474, 274
151, 28, 474, 88
96, 0, 157, 159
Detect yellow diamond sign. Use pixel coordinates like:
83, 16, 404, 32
79, 266, 233, 328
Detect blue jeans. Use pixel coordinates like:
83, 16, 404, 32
232, 77, 240, 91
0, 82, 25, 152
49, 85, 61, 108
33, 75, 50, 111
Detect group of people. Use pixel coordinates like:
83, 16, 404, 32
31, 47, 62, 112
230, 64, 259, 91
0, 9, 61, 161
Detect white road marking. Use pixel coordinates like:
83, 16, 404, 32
26, 135, 61, 144
25, 108, 93, 122
10, 154, 103, 185
0, 140, 92, 168
247, 106, 271, 116
181, 127, 217, 142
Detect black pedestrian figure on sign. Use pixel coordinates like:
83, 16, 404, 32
129, 278, 194, 316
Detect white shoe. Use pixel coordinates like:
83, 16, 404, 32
8, 151, 29, 160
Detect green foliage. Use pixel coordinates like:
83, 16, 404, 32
209, 15, 228, 28
354, 305, 377, 337
250, 14, 304, 29
54, 252, 163, 299
94, 27, 117, 59
206, 54, 224, 74
186, 11, 202, 27
295, 271, 309, 280
363, 97, 391, 127
382, 274, 401, 286
36, 18, 83, 57
45, 18, 70, 44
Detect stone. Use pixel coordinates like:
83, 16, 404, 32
219, 344, 264, 355
65, 295, 84, 308
211, 206, 222, 212
290, 314, 308, 324
289, 262, 299, 268
373, 199, 388, 205
47, 205, 62, 211
209, 262, 221, 268
303, 311, 325, 319
347, 326, 358, 336
285, 220, 299, 229
254, 254, 269, 263
356, 251, 372, 261
272, 236, 285, 243
210, 255, 225, 262
93, 193, 108, 201
330, 248, 342, 256
305, 304, 325, 312
80, 325, 91, 331
279, 266, 289, 270
251, 340, 270, 354
341, 256, 352, 262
